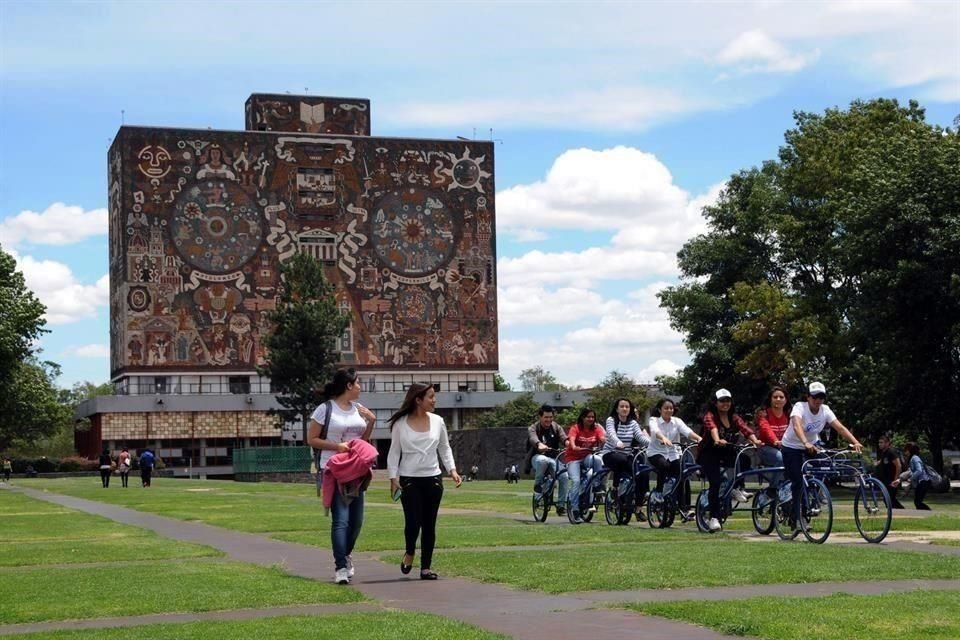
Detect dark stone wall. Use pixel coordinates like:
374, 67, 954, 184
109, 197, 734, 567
245, 94, 370, 135
108, 124, 497, 378
449, 427, 530, 480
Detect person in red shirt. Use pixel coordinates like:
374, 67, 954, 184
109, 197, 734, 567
565, 408, 605, 524
700, 389, 762, 532
755, 386, 789, 486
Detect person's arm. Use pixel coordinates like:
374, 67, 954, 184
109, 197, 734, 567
828, 412, 861, 452
356, 403, 376, 441
566, 425, 582, 452
631, 422, 651, 448
387, 420, 403, 493
735, 415, 762, 446
436, 417, 462, 486
649, 418, 670, 446
756, 411, 778, 446
891, 453, 902, 487
307, 419, 349, 454
703, 413, 725, 446
678, 420, 702, 444
605, 417, 625, 449
528, 425, 548, 453
790, 414, 817, 454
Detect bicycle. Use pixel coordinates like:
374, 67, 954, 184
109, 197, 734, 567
695, 443, 782, 534
773, 453, 834, 544
531, 449, 568, 522
814, 448, 893, 543
646, 443, 701, 529
604, 447, 651, 526
567, 449, 610, 524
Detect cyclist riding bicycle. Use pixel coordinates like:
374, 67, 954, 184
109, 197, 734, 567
566, 407, 606, 524
782, 381, 863, 530
700, 389, 762, 532
602, 398, 651, 520
647, 398, 702, 517
524, 404, 569, 515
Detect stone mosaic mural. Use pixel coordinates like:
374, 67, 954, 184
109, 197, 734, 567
245, 94, 370, 135
108, 100, 497, 378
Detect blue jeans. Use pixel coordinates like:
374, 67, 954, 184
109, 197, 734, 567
532, 454, 568, 504
782, 446, 806, 525
331, 486, 365, 570
566, 454, 602, 512
758, 445, 784, 486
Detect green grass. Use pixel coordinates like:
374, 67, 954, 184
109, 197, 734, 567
629, 590, 960, 640
14, 613, 508, 640
930, 539, 960, 547
433, 540, 960, 593
0, 559, 364, 624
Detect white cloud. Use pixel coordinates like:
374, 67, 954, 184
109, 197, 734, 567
65, 344, 110, 358
499, 248, 679, 290
8, 248, 109, 325
0, 202, 107, 248
715, 30, 818, 75
636, 359, 683, 383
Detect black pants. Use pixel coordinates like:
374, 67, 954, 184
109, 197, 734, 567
400, 475, 444, 570
877, 475, 905, 509
603, 450, 650, 506
141, 468, 152, 487
3, 470, 10, 482
648, 455, 690, 508
700, 445, 741, 519
100, 469, 111, 488
120, 471, 129, 488
914, 479, 932, 510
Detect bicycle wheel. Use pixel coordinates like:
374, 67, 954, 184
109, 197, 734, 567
604, 487, 621, 525
854, 477, 892, 543
801, 477, 833, 544
695, 488, 711, 533
774, 499, 799, 540
647, 490, 668, 528
751, 488, 776, 535
532, 493, 549, 522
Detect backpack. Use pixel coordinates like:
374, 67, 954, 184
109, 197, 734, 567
925, 464, 950, 493
311, 400, 333, 486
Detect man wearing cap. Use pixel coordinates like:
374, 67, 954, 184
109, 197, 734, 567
782, 382, 863, 529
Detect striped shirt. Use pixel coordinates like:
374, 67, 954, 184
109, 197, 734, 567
602, 417, 651, 453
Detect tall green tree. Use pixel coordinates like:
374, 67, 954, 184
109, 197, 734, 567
493, 373, 512, 391
473, 393, 540, 429
517, 366, 564, 392
258, 253, 349, 442
659, 99, 960, 468
0, 359, 71, 452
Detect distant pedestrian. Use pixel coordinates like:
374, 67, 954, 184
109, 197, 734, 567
118, 448, 132, 488
387, 383, 461, 581
875, 434, 905, 509
139, 449, 155, 487
2, 458, 11, 483
98, 450, 113, 488
897, 443, 932, 510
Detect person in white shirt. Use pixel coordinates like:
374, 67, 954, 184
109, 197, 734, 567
647, 398, 702, 515
387, 383, 462, 580
307, 368, 376, 585
782, 381, 862, 529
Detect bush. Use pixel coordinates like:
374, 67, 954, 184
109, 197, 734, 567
58, 456, 99, 472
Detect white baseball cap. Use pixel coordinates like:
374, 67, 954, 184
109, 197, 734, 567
808, 382, 827, 395
715, 388, 732, 400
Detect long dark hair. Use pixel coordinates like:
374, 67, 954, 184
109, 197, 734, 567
651, 397, 674, 418
903, 442, 923, 460
387, 383, 432, 430
705, 392, 742, 425
322, 368, 358, 400
608, 397, 636, 426
576, 407, 600, 431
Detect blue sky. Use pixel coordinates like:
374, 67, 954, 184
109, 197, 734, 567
1, 0, 958, 389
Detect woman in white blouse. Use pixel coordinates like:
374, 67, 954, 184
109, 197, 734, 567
387, 383, 462, 580
647, 398, 702, 513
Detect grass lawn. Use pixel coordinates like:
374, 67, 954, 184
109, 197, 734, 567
629, 590, 960, 640
433, 539, 960, 593
931, 539, 960, 547
0, 560, 364, 624
14, 613, 508, 640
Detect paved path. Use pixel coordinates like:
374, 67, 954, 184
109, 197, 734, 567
8, 487, 960, 639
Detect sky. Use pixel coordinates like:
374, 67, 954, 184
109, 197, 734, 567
1, 0, 958, 390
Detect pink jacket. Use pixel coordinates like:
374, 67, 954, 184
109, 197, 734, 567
322, 439, 378, 509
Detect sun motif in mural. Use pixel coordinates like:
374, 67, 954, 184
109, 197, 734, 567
370, 188, 457, 277
439, 147, 491, 193
171, 182, 264, 274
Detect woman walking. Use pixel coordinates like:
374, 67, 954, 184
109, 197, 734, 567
117, 448, 132, 488
387, 383, 461, 580
98, 449, 113, 488
898, 443, 933, 510
307, 368, 376, 585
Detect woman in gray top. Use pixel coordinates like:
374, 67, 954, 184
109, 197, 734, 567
602, 398, 651, 519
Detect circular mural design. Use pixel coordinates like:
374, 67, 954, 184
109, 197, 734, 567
127, 286, 151, 313
397, 288, 436, 326
452, 159, 480, 188
370, 188, 456, 276
171, 182, 263, 273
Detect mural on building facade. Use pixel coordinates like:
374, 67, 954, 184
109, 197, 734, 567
245, 94, 370, 135
109, 108, 497, 378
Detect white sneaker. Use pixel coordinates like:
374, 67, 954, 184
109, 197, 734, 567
707, 517, 722, 532
346, 556, 355, 578
731, 488, 749, 503
334, 568, 350, 584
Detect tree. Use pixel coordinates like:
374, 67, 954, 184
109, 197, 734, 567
493, 373, 512, 391
585, 370, 655, 422
0, 245, 47, 395
0, 359, 71, 452
258, 253, 349, 442
660, 99, 960, 468
517, 366, 565, 392
473, 394, 540, 429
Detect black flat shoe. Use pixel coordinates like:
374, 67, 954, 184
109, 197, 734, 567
420, 570, 438, 580
401, 555, 413, 574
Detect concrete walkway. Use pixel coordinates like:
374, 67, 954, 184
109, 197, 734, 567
8, 486, 960, 639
